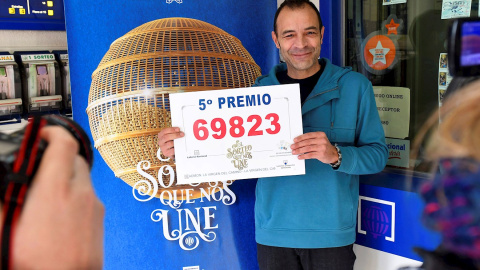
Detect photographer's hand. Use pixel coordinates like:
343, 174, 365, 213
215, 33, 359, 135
10, 126, 104, 269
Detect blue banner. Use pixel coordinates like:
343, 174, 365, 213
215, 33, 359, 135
356, 183, 441, 262
64, 1, 278, 269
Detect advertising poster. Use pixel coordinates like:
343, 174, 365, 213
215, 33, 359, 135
64, 1, 281, 269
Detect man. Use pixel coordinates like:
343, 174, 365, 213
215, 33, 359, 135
252, 1, 387, 269
158, 0, 387, 269
6, 126, 104, 269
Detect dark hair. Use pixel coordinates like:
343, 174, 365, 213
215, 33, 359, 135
273, 0, 323, 35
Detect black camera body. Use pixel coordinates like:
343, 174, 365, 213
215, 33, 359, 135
0, 127, 41, 181
448, 18, 480, 77
0, 115, 93, 191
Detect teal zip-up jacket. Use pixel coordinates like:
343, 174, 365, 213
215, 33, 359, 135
253, 58, 388, 248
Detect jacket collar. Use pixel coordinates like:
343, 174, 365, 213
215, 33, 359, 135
255, 58, 352, 115
301, 58, 350, 115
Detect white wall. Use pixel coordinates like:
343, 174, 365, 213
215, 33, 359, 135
0, 30, 67, 53
354, 245, 422, 270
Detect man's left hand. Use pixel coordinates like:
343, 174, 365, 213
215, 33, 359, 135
291, 131, 339, 164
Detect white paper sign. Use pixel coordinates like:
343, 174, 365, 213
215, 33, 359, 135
441, 0, 472, 19
373, 86, 410, 139
170, 84, 305, 184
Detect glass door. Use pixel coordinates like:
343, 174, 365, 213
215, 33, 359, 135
345, 0, 479, 172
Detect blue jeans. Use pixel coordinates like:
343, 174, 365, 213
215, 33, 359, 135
256, 243, 356, 270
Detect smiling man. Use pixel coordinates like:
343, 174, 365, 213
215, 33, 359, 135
156, 0, 387, 269
271, 3, 323, 79
253, 0, 388, 269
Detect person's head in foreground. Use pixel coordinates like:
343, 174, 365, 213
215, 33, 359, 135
413, 80, 480, 269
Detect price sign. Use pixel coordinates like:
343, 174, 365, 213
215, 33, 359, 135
170, 84, 305, 184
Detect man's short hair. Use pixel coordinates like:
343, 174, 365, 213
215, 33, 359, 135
273, 0, 323, 35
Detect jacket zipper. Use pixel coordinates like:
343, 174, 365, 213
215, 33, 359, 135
301, 86, 339, 107
301, 86, 339, 129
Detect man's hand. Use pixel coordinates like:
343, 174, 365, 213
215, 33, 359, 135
157, 127, 184, 160
11, 126, 105, 270
291, 131, 339, 164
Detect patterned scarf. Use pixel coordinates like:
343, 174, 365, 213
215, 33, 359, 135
420, 158, 480, 261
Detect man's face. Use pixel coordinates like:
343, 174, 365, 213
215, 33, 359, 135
272, 5, 324, 79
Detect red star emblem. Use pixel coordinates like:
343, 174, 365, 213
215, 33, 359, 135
385, 19, 400, 35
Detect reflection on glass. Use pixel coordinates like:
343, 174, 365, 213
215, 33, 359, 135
36, 65, 48, 75
344, 0, 458, 172
36, 65, 50, 96
0, 67, 6, 100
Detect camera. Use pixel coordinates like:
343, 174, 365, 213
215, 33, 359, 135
448, 18, 480, 77
0, 115, 93, 190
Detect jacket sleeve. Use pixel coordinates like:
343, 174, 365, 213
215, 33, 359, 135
336, 82, 388, 175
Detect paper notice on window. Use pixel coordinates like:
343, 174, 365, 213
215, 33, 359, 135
382, 0, 407, 5
441, 0, 472, 19
373, 86, 410, 139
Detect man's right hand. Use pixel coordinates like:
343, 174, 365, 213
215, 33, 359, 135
157, 127, 184, 160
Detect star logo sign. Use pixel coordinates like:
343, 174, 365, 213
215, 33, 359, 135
362, 34, 397, 73
369, 41, 390, 65
385, 19, 400, 35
